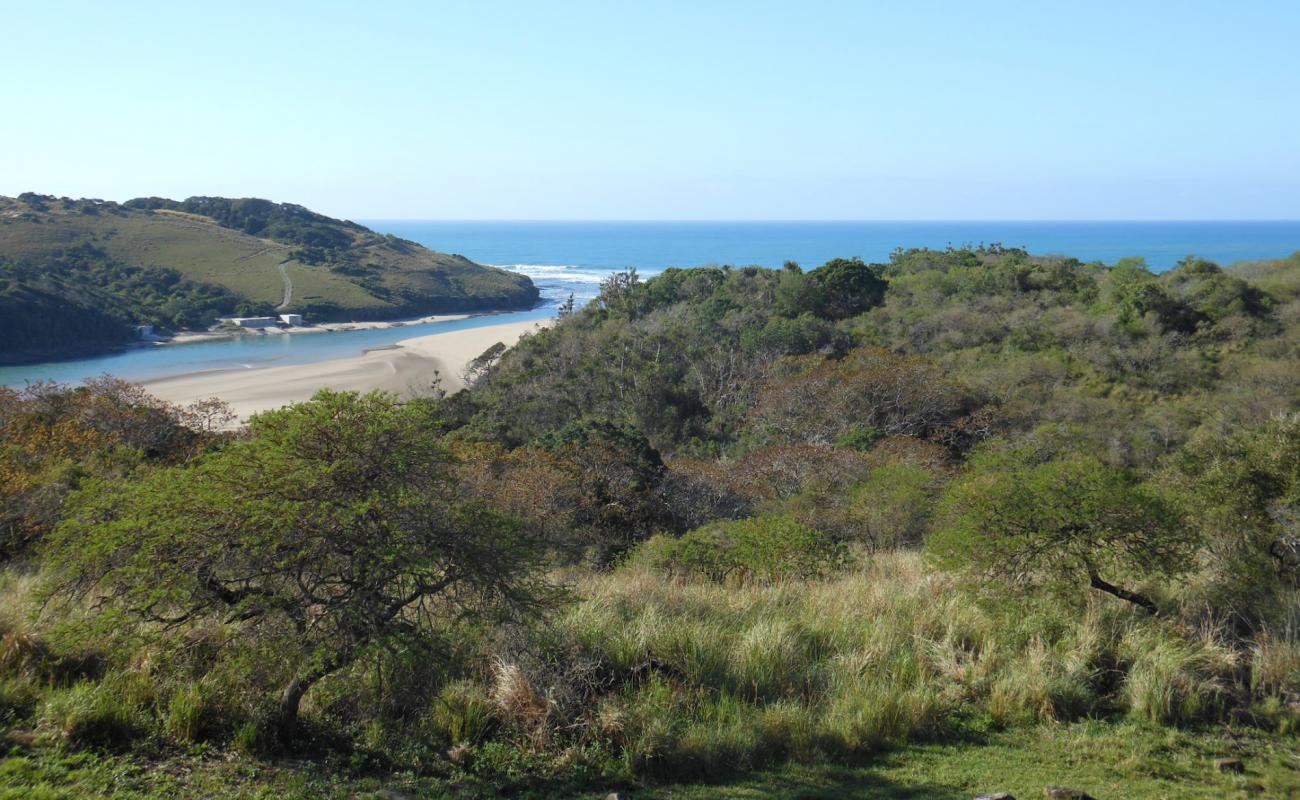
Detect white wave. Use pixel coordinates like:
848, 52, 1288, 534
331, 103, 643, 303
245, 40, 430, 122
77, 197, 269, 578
492, 263, 613, 284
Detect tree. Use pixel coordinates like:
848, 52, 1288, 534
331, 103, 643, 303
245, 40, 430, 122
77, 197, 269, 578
748, 348, 991, 449
809, 257, 887, 319
46, 390, 550, 741
530, 417, 668, 563
1158, 415, 1300, 623
598, 268, 642, 317
462, 341, 508, 387
928, 444, 1195, 614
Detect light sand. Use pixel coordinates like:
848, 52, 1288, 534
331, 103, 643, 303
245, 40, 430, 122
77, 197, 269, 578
144, 319, 546, 422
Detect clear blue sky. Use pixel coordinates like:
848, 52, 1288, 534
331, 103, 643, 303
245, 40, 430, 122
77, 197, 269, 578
4, 1, 1298, 220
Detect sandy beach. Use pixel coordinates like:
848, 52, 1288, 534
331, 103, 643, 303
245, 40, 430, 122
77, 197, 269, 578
166, 313, 474, 345
144, 319, 545, 421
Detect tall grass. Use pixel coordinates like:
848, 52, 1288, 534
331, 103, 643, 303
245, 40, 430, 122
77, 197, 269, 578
548, 551, 1265, 776
0, 553, 1291, 777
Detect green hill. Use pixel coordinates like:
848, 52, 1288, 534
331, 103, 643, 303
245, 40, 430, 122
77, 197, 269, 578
0, 193, 539, 364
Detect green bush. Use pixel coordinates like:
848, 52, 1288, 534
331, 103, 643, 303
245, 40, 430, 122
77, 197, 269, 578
432, 679, 496, 746
160, 681, 235, 745
1120, 629, 1235, 724
847, 464, 937, 550
0, 676, 39, 723
38, 673, 153, 749
635, 516, 850, 583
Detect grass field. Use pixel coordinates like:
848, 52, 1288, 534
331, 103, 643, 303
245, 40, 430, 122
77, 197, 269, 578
2, 549, 1296, 799
2, 722, 1295, 799
0, 196, 537, 321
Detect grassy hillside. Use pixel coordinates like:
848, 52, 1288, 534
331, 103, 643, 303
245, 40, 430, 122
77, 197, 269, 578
0, 193, 538, 363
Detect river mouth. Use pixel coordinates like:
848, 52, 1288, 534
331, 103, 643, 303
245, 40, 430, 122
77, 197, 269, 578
0, 305, 559, 388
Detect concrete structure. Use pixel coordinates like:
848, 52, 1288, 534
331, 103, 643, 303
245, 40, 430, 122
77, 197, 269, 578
278, 313, 303, 326
228, 316, 278, 329
134, 324, 169, 342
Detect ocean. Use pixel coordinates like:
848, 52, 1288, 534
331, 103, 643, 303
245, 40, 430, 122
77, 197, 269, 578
3, 221, 1298, 386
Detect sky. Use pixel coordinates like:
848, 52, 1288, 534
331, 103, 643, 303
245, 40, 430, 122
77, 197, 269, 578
3, 1, 1299, 220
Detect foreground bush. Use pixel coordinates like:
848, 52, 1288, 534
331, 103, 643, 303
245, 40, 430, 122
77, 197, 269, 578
43, 390, 553, 744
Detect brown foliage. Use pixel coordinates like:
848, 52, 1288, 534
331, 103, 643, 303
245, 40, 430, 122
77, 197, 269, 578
660, 457, 757, 530
748, 347, 997, 450
866, 435, 954, 472
0, 377, 231, 558
454, 438, 667, 564
730, 444, 873, 501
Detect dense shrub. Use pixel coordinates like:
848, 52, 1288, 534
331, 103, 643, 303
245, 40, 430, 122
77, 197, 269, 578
0, 379, 229, 560
633, 516, 850, 583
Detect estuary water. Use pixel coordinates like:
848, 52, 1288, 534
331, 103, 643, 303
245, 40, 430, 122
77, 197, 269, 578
3, 220, 1298, 387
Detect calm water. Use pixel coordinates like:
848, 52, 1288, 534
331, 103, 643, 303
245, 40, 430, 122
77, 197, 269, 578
4, 221, 1298, 386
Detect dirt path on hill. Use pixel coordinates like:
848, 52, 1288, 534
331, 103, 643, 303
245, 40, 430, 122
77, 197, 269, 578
275, 261, 292, 309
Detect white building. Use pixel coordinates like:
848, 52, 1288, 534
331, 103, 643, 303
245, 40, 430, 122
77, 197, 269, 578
278, 313, 303, 326
228, 317, 279, 329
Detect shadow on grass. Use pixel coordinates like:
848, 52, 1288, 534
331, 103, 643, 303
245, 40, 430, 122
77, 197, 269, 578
623, 761, 969, 800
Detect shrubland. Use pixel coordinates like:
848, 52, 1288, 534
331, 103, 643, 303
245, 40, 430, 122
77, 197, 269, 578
2, 246, 1299, 797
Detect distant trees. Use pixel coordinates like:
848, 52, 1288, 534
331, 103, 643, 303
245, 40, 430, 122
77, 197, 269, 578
126, 196, 362, 252
1104, 256, 1272, 336
462, 341, 509, 387
929, 444, 1195, 613
598, 268, 642, 317
470, 259, 899, 453
47, 391, 550, 741
4, 244, 1300, 769
0, 246, 245, 362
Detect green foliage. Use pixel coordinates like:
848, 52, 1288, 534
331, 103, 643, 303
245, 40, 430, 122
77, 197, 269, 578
4, 243, 1300, 792
431, 680, 496, 746
635, 516, 850, 583
1157, 414, 1300, 624
464, 260, 872, 451
528, 417, 669, 563
44, 390, 551, 740
1120, 631, 1233, 724
0, 378, 228, 560
807, 257, 887, 319
141, 196, 361, 253
37, 673, 153, 749
846, 464, 938, 550
162, 684, 205, 745
835, 425, 884, 451
930, 443, 1196, 612
0, 244, 244, 362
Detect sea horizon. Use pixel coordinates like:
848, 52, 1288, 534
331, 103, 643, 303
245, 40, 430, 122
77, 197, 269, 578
359, 217, 1300, 223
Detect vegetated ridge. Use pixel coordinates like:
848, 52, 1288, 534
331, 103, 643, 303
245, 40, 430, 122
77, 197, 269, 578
0, 193, 539, 364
